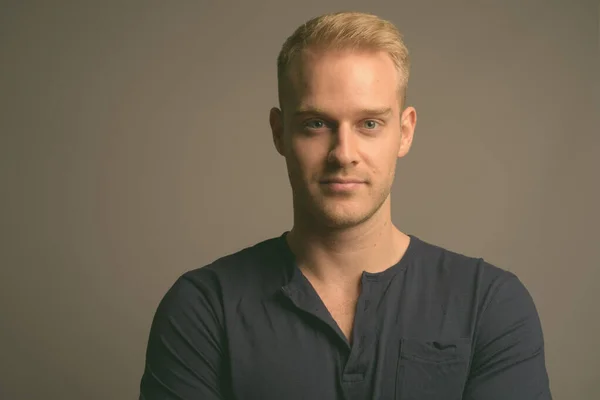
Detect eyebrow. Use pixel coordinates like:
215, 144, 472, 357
293, 107, 393, 118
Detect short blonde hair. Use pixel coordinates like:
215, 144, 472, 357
276, 11, 411, 107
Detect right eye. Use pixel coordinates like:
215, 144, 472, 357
304, 119, 327, 130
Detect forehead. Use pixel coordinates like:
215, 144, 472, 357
283, 49, 400, 112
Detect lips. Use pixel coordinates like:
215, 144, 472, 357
319, 178, 365, 192
320, 178, 365, 184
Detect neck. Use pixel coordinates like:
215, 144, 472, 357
286, 199, 410, 286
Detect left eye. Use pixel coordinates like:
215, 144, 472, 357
363, 120, 379, 129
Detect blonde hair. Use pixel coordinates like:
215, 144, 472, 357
276, 11, 411, 107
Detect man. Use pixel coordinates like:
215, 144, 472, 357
139, 11, 552, 400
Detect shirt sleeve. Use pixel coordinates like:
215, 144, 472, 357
139, 271, 229, 400
462, 273, 552, 399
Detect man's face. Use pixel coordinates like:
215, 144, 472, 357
270, 49, 416, 229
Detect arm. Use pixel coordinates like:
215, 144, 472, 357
463, 273, 552, 399
139, 272, 229, 400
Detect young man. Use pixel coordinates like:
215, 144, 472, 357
139, 11, 552, 400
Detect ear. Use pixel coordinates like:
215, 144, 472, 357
270, 107, 285, 156
397, 106, 417, 158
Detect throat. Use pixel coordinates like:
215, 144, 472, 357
323, 295, 359, 342
307, 277, 362, 342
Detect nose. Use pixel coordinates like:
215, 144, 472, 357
327, 124, 359, 167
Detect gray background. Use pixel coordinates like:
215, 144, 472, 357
1, 1, 599, 399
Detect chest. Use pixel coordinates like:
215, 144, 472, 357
307, 275, 363, 341
225, 287, 473, 400
318, 291, 359, 341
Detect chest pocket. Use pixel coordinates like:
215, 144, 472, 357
395, 337, 471, 400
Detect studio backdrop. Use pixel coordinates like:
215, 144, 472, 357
1, 1, 599, 399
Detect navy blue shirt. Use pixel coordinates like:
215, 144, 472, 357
139, 232, 552, 399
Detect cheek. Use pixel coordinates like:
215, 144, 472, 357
368, 153, 399, 187
291, 139, 325, 173
285, 148, 316, 190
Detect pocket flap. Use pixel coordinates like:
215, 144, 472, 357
400, 337, 471, 363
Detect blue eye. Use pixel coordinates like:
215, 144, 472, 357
364, 120, 379, 129
305, 120, 326, 129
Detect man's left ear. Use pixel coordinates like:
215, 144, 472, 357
397, 106, 417, 158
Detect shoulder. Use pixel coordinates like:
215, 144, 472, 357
407, 235, 514, 291
406, 236, 539, 328
164, 233, 289, 305
148, 233, 289, 332
408, 235, 541, 334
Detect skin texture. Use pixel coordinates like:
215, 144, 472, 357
269, 48, 418, 302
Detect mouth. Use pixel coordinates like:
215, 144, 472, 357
319, 178, 365, 192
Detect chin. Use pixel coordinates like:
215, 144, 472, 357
316, 204, 373, 229
323, 217, 367, 230
294, 189, 387, 229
